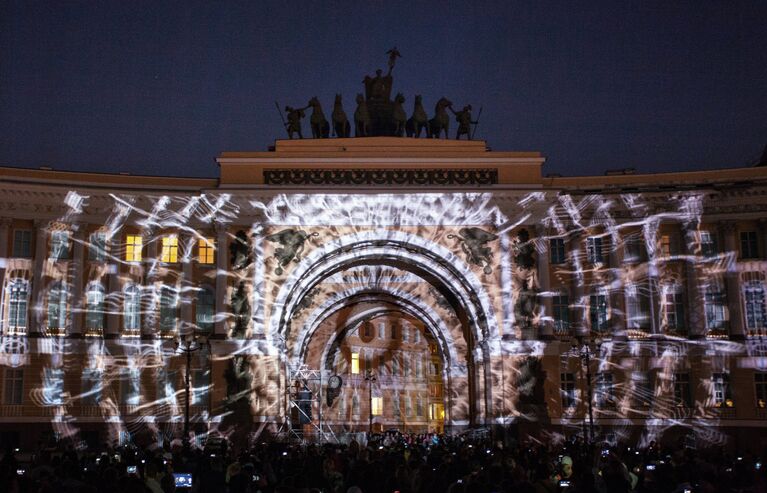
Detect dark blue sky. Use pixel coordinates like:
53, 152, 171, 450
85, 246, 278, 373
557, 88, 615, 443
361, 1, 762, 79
1, 1, 765, 178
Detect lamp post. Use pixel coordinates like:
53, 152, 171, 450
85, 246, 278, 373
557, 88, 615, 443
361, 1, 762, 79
175, 331, 209, 447
364, 369, 376, 435
571, 335, 602, 445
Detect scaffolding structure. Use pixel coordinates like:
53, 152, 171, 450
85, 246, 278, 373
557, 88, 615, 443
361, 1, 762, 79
281, 364, 338, 443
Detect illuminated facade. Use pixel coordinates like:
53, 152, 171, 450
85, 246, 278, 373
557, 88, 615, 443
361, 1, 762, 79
0, 137, 766, 449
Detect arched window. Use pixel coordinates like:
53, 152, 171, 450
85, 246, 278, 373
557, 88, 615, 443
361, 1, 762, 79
123, 284, 141, 331
195, 287, 215, 332
159, 286, 178, 332
85, 283, 106, 331
47, 281, 68, 331
7, 279, 29, 333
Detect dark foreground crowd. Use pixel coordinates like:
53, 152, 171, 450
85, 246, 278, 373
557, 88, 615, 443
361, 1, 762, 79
1, 432, 765, 493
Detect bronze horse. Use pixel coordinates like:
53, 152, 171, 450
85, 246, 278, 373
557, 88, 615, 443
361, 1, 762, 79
392, 93, 407, 137
428, 97, 452, 139
308, 97, 330, 138
354, 93, 370, 137
406, 95, 428, 138
332, 94, 351, 138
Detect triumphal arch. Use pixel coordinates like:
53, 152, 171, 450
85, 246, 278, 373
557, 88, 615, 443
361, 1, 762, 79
1, 136, 767, 450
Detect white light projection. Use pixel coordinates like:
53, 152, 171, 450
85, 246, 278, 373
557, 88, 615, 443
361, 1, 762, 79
0, 185, 762, 444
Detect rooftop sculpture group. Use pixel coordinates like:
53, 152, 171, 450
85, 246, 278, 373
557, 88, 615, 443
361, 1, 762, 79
277, 48, 480, 140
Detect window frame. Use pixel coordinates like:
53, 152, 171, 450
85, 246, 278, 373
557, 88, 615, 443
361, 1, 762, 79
198, 237, 215, 264
549, 238, 566, 264
125, 234, 143, 262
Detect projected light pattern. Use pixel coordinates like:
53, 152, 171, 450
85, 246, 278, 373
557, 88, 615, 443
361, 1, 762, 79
0, 183, 765, 448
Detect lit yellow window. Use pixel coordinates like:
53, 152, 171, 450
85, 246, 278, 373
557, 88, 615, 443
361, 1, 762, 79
372, 396, 383, 416
160, 236, 178, 263
125, 235, 143, 262
429, 403, 445, 420
351, 352, 359, 374
198, 237, 215, 264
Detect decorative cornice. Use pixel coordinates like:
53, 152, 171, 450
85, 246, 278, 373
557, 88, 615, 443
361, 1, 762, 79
263, 168, 498, 186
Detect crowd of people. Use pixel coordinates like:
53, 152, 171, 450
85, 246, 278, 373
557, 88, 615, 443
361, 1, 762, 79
1, 431, 765, 493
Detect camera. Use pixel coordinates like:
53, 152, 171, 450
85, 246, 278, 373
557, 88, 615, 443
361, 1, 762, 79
127, 465, 137, 474
559, 479, 571, 488
646, 464, 656, 471
16, 469, 25, 476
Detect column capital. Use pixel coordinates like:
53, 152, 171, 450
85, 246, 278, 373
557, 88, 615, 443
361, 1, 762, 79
213, 220, 229, 235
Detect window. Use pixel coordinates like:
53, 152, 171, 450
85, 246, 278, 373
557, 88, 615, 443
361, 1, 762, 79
50, 231, 70, 260
740, 231, 759, 259
125, 234, 143, 262
416, 359, 423, 378
195, 287, 215, 332
402, 324, 409, 342
7, 279, 29, 332
404, 395, 413, 417
712, 373, 733, 408
81, 369, 102, 405
120, 369, 140, 406
595, 373, 614, 408
362, 323, 372, 338
586, 237, 604, 264
700, 231, 718, 257
391, 323, 399, 339
550, 238, 566, 264
589, 293, 608, 332
551, 294, 570, 333
157, 369, 177, 401
364, 353, 371, 373
624, 236, 644, 263
12, 230, 32, 257
704, 288, 727, 330
191, 369, 209, 406
416, 395, 424, 417
560, 372, 576, 410
391, 355, 400, 376
429, 403, 445, 421
3, 369, 23, 405
351, 353, 359, 374
43, 368, 64, 405
159, 286, 178, 332
659, 234, 678, 257
123, 284, 141, 332
414, 328, 420, 344
371, 396, 383, 416
198, 237, 215, 264
744, 281, 766, 330
160, 235, 178, 263
756, 373, 767, 408
392, 392, 401, 418
85, 283, 105, 331
377, 323, 385, 339
403, 355, 410, 376
674, 373, 692, 408
88, 232, 107, 261
352, 393, 360, 417
46, 281, 68, 331
664, 288, 686, 332
635, 373, 655, 408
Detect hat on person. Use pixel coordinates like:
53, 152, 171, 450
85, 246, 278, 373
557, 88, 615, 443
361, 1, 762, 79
561, 456, 573, 466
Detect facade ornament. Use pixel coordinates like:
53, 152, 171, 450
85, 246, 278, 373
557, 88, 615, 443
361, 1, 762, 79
428, 97, 453, 139
449, 104, 479, 140
282, 104, 307, 139
447, 227, 498, 274
265, 229, 319, 275
229, 230, 252, 270
230, 281, 251, 339
354, 94, 370, 137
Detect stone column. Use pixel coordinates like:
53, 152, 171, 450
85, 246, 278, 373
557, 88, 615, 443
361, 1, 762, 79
142, 230, 158, 337
608, 232, 626, 340
29, 220, 48, 335
682, 224, 705, 338
0, 218, 12, 304
106, 234, 121, 337
535, 226, 554, 339
180, 234, 194, 330
70, 225, 85, 336
568, 231, 586, 336
214, 222, 228, 337
720, 221, 745, 339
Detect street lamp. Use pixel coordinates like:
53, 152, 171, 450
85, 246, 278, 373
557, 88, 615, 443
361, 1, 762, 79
571, 335, 602, 445
364, 369, 377, 435
174, 331, 209, 447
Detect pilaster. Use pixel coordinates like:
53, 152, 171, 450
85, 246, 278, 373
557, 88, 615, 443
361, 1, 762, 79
720, 221, 745, 339
214, 222, 229, 337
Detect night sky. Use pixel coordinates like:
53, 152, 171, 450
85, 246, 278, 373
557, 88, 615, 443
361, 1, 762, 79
1, 1, 765, 178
